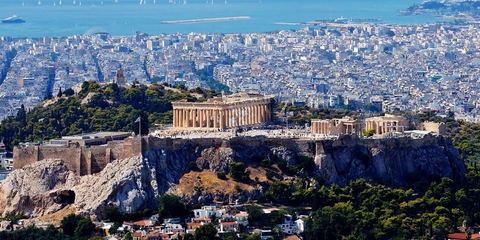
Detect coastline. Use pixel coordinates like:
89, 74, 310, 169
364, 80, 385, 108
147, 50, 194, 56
0, 0, 438, 38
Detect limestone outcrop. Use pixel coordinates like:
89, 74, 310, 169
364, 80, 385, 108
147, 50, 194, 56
315, 134, 466, 186
0, 159, 77, 218
0, 135, 466, 220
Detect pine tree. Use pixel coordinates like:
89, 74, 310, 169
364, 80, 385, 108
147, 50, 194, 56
57, 87, 62, 98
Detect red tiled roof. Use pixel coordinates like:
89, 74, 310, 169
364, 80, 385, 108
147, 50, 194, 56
283, 235, 301, 240
448, 233, 480, 240
187, 222, 202, 229
134, 220, 152, 226
133, 231, 143, 237
221, 222, 238, 225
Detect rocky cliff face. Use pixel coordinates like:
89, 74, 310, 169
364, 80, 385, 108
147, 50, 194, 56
316, 134, 466, 186
0, 135, 466, 220
0, 160, 77, 218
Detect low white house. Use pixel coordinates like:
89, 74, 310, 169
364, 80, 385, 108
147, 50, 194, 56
192, 206, 226, 218
278, 214, 297, 235
234, 211, 249, 226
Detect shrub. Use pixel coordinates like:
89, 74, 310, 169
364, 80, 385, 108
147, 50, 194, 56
188, 161, 197, 171
245, 205, 263, 222
362, 129, 375, 137
104, 206, 124, 222
266, 171, 274, 180
217, 172, 227, 180
265, 181, 292, 203
278, 159, 288, 171
230, 162, 250, 181
261, 158, 271, 168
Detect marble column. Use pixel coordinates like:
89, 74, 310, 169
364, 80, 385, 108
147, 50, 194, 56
264, 105, 268, 122
251, 106, 255, 124
235, 108, 239, 127
242, 107, 246, 125
192, 109, 197, 128
174, 109, 177, 127
215, 109, 218, 128
226, 109, 230, 128
257, 105, 261, 124
205, 109, 209, 128
220, 109, 225, 129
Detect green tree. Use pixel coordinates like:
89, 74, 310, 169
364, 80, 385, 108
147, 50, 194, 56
362, 129, 375, 137
108, 222, 122, 235
104, 206, 124, 222
61, 214, 83, 236
269, 210, 287, 226
265, 181, 292, 203
158, 194, 186, 223
194, 224, 217, 240
246, 233, 262, 240
261, 159, 271, 168
63, 88, 75, 96
74, 218, 95, 240
57, 87, 63, 98
245, 205, 263, 223
229, 162, 249, 181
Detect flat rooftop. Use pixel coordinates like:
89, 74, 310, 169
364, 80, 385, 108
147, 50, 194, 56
62, 131, 131, 140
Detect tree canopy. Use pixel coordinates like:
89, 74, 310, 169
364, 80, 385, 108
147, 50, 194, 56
0, 81, 204, 150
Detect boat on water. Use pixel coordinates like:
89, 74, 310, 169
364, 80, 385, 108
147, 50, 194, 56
2, 15, 26, 24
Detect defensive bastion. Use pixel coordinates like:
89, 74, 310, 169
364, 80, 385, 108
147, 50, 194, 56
13, 134, 461, 179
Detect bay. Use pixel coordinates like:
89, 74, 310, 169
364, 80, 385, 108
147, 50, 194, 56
0, 0, 434, 38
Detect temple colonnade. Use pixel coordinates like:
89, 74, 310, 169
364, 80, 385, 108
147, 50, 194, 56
172, 93, 274, 129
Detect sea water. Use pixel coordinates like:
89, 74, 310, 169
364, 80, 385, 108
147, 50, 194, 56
0, 0, 435, 38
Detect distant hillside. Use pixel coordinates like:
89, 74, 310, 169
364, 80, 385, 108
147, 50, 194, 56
0, 81, 218, 151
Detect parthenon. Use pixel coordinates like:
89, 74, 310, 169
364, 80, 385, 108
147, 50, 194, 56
172, 92, 275, 129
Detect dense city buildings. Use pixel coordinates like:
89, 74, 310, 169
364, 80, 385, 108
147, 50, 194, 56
2, 23, 480, 122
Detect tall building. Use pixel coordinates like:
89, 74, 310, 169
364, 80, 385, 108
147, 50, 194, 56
115, 68, 125, 85
172, 92, 275, 129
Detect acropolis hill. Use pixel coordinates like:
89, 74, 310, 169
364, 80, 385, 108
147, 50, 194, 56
13, 132, 464, 186
3, 90, 466, 219
2, 123, 466, 219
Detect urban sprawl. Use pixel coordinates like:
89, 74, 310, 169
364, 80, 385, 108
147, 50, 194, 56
0, 23, 479, 121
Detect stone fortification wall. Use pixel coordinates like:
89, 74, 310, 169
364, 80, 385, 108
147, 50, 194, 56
315, 134, 464, 186
14, 134, 463, 187
13, 146, 38, 171
419, 121, 446, 135
146, 136, 314, 154
4, 133, 466, 219
13, 138, 143, 175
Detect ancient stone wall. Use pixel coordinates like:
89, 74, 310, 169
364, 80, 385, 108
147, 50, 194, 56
419, 122, 446, 135
13, 134, 455, 177
13, 138, 144, 176
13, 145, 38, 170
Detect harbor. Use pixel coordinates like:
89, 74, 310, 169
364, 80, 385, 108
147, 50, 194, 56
161, 16, 250, 24
274, 18, 383, 28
